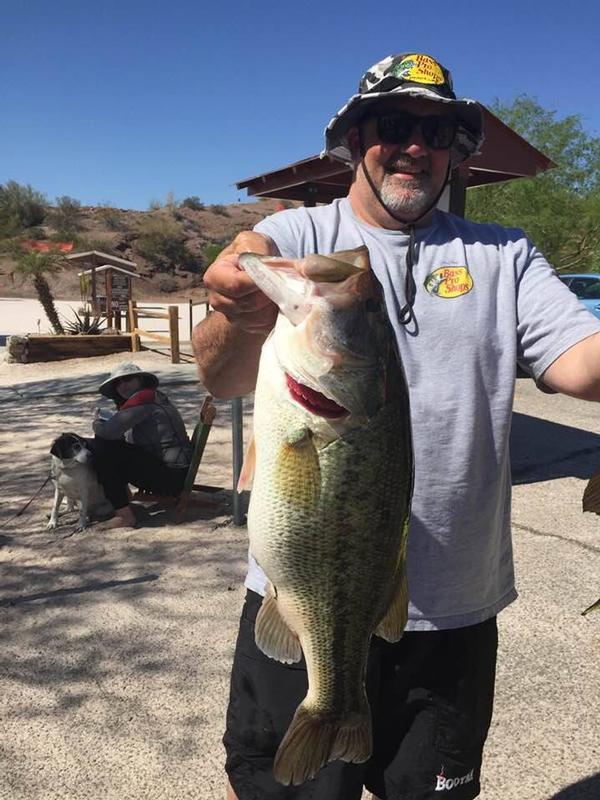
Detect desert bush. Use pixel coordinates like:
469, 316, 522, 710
135, 217, 194, 273
210, 204, 229, 217
75, 236, 118, 254
148, 199, 162, 211
158, 276, 178, 293
0, 180, 47, 235
51, 195, 84, 235
97, 205, 124, 230
181, 196, 205, 211
23, 226, 47, 239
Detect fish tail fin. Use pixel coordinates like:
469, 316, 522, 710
274, 699, 372, 786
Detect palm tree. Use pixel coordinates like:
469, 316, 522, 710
13, 250, 65, 334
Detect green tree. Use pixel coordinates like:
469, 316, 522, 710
12, 250, 65, 333
466, 96, 600, 272
0, 181, 47, 236
181, 196, 205, 211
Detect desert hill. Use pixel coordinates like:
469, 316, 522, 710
0, 197, 291, 302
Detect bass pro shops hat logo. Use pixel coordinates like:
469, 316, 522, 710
392, 54, 446, 86
424, 266, 473, 298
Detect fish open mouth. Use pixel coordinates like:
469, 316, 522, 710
286, 374, 348, 419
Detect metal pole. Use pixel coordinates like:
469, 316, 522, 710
231, 396, 245, 526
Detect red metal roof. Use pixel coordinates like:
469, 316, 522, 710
236, 107, 555, 204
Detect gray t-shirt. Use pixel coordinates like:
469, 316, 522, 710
245, 197, 600, 631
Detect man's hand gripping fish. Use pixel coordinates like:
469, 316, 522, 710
238, 246, 414, 786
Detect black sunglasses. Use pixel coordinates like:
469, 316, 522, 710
375, 111, 457, 150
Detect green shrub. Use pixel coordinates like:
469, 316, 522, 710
22, 226, 47, 240
158, 276, 178, 293
135, 217, 194, 273
181, 196, 205, 211
51, 195, 84, 235
210, 204, 229, 217
75, 236, 118, 254
97, 205, 124, 230
0, 180, 47, 234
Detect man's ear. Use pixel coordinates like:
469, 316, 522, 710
347, 126, 361, 163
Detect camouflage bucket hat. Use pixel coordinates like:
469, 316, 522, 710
322, 53, 484, 168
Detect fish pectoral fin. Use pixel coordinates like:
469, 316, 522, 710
583, 466, 600, 513
374, 542, 409, 643
237, 435, 256, 493
255, 585, 302, 664
275, 429, 320, 506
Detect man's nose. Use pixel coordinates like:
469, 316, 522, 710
402, 125, 429, 157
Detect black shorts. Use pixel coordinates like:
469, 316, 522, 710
223, 590, 498, 800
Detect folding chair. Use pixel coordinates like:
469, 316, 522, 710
132, 396, 219, 521
174, 395, 218, 521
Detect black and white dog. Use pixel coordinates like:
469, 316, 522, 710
48, 433, 110, 530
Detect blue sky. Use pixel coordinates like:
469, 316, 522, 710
2, 0, 599, 210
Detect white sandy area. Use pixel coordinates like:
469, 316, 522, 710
0, 296, 207, 343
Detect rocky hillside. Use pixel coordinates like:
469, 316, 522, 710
0, 197, 291, 301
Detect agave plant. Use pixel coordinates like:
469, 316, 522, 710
62, 306, 107, 335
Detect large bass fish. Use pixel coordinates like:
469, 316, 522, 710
238, 246, 413, 786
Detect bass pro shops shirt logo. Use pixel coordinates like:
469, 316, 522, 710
435, 766, 475, 791
424, 266, 473, 299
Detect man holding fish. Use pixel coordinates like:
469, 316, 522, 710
193, 52, 600, 800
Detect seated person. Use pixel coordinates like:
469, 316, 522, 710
92, 362, 192, 528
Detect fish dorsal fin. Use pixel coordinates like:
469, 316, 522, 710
255, 583, 302, 664
237, 435, 256, 493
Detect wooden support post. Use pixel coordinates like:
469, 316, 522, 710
232, 396, 245, 526
129, 300, 139, 352
189, 298, 193, 341
169, 305, 180, 364
114, 310, 122, 331
105, 269, 113, 328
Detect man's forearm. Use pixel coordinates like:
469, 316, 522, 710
192, 311, 267, 398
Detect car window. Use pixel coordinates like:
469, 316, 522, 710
581, 281, 600, 300
567, 277, 599, 298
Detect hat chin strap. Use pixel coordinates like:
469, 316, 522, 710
357, 128, 451, 327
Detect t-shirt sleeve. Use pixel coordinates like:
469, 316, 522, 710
253, 210, 303, 259
516, 242, 600, 379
